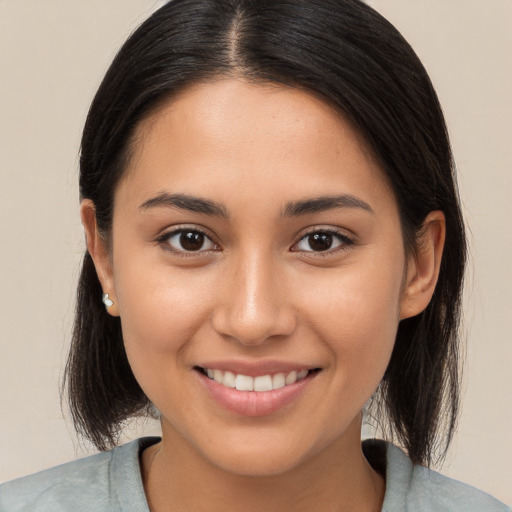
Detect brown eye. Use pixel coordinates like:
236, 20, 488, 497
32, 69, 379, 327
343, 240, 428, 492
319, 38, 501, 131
180, 231, 205, 251
307, 233, 334, 251
293, 230, 354, 253
164, 229, 217, 252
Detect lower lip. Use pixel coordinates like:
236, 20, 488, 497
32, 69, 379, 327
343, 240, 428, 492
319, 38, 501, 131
196, 370, 318, 417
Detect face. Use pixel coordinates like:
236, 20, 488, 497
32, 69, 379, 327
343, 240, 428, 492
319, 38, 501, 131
88, 79, 431, 476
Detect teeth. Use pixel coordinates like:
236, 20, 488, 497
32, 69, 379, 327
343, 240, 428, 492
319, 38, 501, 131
204, 368, 311, 392
235, 374, 254, 391
254, 375, 273, 392
222, 371, 236, 388
285, 371, 297, 385
272, 373, 286, 389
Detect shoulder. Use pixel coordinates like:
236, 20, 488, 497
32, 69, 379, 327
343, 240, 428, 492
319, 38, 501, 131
376, 441, 511, 512
0, 449, 116, 512
0, 437, 158, 512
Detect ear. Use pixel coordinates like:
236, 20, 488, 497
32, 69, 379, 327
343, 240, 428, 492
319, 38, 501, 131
400, 210, 446, 320
80, 199, 120, 317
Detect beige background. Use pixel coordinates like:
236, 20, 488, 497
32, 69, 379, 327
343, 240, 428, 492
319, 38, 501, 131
0, 0, 510, 504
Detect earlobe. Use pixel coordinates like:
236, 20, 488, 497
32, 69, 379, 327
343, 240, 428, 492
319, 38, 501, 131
80, 200, 120, 317
400, 211, 446, 320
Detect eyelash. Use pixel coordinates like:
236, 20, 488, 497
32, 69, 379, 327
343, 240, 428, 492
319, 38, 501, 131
155, 226, 355, 256
292, 228, 355, 255
155, 226, 220, 257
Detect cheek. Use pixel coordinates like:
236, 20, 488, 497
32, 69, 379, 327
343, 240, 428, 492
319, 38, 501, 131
300, 258, 403, 379
112, 255, 217, 391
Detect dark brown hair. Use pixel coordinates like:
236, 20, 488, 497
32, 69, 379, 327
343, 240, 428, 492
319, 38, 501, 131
65, 0, 466, 466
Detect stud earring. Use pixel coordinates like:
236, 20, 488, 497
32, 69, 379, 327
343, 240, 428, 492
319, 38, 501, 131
102, 293, 114, 308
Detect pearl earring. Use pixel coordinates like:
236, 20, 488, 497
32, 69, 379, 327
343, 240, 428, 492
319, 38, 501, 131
102, 293, 114, 308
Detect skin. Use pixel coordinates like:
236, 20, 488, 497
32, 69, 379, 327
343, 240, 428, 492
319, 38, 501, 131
82, 79, 445, 512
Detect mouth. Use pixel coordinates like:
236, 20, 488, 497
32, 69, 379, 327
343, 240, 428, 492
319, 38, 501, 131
195, 366, 321, 392
193, 361, 322, 416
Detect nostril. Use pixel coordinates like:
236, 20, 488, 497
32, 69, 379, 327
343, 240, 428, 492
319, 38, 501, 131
211, 309, 297, 347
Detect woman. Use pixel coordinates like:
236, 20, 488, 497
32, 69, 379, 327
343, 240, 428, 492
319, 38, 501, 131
1, 0, 509, 510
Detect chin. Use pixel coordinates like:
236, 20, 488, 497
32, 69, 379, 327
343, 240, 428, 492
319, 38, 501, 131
195, 430, 324, 478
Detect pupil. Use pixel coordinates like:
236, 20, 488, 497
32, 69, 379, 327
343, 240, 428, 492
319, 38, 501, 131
309, 233, 332, 251
180, 231, 204, 251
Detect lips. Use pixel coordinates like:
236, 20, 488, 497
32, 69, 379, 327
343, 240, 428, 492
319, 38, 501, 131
195, 363, 321, 416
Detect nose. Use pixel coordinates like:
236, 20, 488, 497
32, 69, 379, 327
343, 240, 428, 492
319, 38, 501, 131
211, 252, 297, 346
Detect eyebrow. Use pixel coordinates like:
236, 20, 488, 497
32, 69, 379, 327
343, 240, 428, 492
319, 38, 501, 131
138, 192, 373, 219
283, 194, 374, 217
138, 192, 228, 218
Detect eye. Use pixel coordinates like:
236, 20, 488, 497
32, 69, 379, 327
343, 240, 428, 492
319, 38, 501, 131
158, 228, 218, 253
293, 230, 354, 253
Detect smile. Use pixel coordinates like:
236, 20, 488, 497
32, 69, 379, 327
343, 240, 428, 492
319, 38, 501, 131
201, 368, 310, 392
196, 365, 320, 416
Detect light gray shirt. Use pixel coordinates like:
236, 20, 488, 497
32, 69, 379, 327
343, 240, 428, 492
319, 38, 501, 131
1, 437, 509, 511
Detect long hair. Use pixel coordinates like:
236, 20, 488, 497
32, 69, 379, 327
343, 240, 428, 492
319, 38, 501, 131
65, 0, 466, 464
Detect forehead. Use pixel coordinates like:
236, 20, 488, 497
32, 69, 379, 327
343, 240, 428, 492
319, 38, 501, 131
117, 78, 394, 214
132, 78, 371, 164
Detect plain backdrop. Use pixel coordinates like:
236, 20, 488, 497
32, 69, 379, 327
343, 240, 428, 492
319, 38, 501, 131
0, 0, 510, 504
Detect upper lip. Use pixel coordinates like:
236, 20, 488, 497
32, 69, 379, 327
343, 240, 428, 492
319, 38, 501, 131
195, 359, 321, 377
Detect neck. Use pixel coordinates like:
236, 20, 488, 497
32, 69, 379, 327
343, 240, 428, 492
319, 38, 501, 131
142, 418, 384, 512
